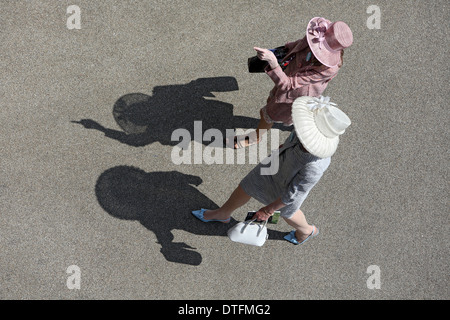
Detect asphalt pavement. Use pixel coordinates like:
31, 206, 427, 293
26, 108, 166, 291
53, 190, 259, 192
1, 0, 448, 300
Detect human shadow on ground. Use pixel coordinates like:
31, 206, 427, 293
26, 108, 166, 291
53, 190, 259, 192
95, 166, 286, 266
72, 77, 290, 147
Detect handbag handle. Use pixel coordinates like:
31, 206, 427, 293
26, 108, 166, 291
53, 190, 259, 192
241, 219, 268, 237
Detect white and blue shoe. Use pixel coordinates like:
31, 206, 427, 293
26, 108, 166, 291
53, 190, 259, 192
191, 208, 231, 223
284, 225, 319, 245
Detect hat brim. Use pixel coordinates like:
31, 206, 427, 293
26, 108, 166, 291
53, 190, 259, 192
306, 17, 341, 68
291, 96, 339, 158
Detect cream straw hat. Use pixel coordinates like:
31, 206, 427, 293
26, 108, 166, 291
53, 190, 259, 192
291, 96, 351, 158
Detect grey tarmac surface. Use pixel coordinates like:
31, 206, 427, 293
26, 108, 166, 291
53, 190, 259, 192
1, 0, 448, 300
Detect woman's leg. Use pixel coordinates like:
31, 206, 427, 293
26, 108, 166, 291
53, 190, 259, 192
282, 209, 315, 242
234, 109, 273, 148
203, 185, 251, 221
256, 108, 274, 141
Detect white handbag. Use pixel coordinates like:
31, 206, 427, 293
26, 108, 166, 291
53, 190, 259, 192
227, 219, 268, 247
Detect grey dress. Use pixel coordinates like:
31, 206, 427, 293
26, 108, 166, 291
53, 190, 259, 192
240, 130, 331, 218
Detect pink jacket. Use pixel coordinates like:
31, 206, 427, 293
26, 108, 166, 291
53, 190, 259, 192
263, 36, 340, 125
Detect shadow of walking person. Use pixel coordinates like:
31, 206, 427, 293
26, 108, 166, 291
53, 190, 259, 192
95, 166, 233, 266
95, 166, 287, 266
73, 76, 290, 147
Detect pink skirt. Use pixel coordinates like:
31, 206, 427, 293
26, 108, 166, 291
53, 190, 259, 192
261, 104, 294, 127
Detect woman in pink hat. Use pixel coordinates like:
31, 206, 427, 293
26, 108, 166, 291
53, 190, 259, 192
231, 17, 353, 148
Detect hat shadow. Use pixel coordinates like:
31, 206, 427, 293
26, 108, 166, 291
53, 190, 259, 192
72, 76, 290, 147
95, 165, 286, 266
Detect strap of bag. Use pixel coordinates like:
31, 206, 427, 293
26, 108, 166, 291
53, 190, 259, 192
241, 219, 268, 237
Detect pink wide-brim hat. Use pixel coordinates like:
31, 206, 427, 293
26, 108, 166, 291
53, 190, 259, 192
306, 17, 353, 67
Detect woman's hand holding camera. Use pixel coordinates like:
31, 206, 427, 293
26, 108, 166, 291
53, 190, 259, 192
254, 47, 279, 70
